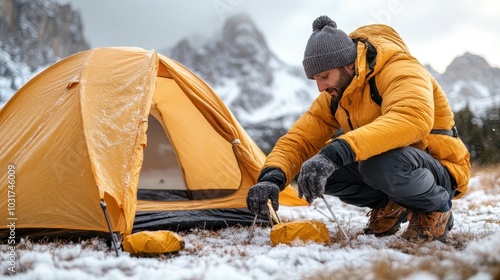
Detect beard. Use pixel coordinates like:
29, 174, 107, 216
328, 67, 353, 102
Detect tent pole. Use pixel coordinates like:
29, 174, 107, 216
100, 200, 119, 256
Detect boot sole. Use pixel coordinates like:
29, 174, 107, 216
372, 209, 411, 237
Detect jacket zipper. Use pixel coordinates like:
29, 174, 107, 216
339, 103, 354, 131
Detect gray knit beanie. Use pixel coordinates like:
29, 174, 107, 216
302, 16, 357, 79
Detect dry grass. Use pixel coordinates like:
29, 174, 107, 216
300, 163, 500, 279
11, 225, 499, 279
308, 255, 500, 280
4, 165, 499, 279
300, 228, 500, 280
471, 163, 500, 191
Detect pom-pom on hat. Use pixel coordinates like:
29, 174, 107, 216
302, 15, 357, 79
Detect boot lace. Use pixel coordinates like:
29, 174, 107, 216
409, 212, 438, 232
366, 207, 384, 229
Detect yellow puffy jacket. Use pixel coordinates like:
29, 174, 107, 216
263, 24, 470, 199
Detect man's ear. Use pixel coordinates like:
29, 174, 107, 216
342, 63, 356, 76
345, 63, 355, 71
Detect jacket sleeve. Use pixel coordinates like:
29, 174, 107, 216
263, 91, 340, 185
339, 58, 434, 161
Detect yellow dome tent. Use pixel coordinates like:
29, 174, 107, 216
0, 47, 307, 244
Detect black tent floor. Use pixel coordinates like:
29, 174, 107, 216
0, 209, 270, 242
132, 208, 270, 232
0, 229, 112, 242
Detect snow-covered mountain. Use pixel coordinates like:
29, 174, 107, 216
430, 53, 500, 115
162, 14, 500, 150
1, 3, 498, 149
0, 0, 89, 103
163, 14, 316, 128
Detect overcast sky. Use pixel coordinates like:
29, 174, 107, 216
55, 0, 500, 73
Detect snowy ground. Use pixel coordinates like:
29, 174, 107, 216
1, 170, 499, 280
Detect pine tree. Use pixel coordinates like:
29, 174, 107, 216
480, 106, 500, 165
455, 104, 483, 162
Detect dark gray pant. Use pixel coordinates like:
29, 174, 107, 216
324, 146, 456, 213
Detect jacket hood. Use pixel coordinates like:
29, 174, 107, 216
349, 24, 412, 79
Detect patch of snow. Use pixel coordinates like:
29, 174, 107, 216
1, 172, 499, 279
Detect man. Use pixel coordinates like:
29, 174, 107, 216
246, 15, 471, 241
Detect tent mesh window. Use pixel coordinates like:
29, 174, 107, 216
137, 115, 237, 201
138, 115, 188, 201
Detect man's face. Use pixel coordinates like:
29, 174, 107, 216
313, 65, 354, 102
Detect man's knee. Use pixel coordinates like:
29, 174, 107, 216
359, 148, 413, 191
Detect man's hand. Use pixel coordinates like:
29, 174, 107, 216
246, 181, 280, 215
297, 154, 337, 203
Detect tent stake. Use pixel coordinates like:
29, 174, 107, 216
100, 200, 119, 256
247, 214, 258, 243
321, 196, 351, 244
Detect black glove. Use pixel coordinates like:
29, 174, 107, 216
246, 168, 286, 215
297, 154, 337, 203
246, 181, 280, 215
297, 139, 355, 203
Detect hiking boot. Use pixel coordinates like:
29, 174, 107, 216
401, 210, 454, 242
363, 201, 410, 236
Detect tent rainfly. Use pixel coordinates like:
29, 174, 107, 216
0, 47, 307, 246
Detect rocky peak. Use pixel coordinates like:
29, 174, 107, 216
437, 52, 500, 112
221, 13, 271, 67
166, 13, 307, 118
442, 52, 496, 83
446, 52, 491, 71
168, 13, 275, 85
0, 0, 89, 70
0, 0, 89, 103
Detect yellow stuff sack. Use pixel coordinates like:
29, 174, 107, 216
270, 220, 330, 246
122, 230, 185, 255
